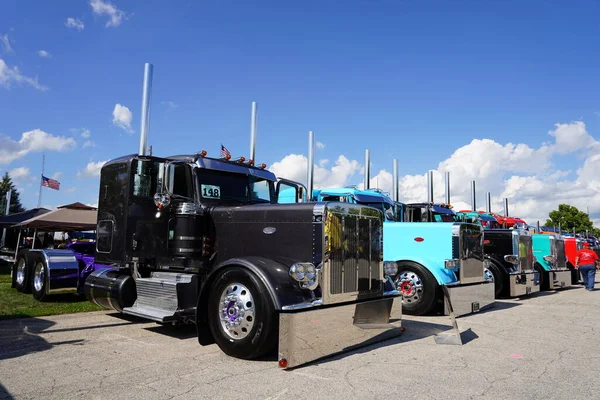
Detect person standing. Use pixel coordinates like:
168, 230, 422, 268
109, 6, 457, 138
575, 242, 599, 291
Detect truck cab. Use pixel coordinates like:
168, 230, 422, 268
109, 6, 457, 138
406, 205, 540, 298
84, 152, 402, 368
531, 233, 572, 290
311, 188, 495, 317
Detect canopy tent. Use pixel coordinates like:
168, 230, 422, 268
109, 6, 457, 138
13, 203, 98, 231
0, 208, 51, 228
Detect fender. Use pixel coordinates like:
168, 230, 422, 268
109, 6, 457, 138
29, 249, 79, 294
396, 256, 457, 285
196, 256, 315, 345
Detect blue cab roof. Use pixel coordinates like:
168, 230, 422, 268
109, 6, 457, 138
314, 187, 395, 206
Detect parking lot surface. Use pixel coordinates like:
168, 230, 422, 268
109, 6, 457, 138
1, 281, 600, 400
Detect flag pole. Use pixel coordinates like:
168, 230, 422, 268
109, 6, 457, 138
37, 153, 45, 208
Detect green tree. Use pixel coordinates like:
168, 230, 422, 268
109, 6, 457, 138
0, 172, 26, 216
545, 204, 594, 234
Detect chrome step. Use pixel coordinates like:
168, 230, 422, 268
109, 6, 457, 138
122, 273, 196, 323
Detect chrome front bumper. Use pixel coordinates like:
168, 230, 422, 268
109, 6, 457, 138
443, 281, 495, 317
509, 271, 540, 297
278, 295, 403, 369
547, 269, 572, 289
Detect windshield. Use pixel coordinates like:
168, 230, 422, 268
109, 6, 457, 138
361, 202, 396, 221
433, 212, 459, 222
196, 169, 274, 204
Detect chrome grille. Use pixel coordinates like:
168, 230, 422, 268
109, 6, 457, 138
320, 203, 383, 305
457, 223, 485, 284
555, 238, 566, 269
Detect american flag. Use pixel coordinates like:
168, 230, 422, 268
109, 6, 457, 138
220, 144, 231, 158
41, 175, 60, 190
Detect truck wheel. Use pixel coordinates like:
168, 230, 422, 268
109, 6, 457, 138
30, 253, 49, 301
487, 261, 505, 298
395, 262, 437, 316
14, 250, 32, 294
207, 267, 278, 360
534, 262, 548, 291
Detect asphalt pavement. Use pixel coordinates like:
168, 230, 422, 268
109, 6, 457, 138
1, 279, 600, 400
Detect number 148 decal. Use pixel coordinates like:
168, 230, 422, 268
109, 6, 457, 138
201, 184, 221, 199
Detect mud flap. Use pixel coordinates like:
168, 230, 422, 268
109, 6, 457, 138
278, 296, 403, 369
434, 285, 465, 345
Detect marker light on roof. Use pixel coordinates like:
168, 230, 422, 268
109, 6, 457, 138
225, 154, 231, 160
247, 159, 255, 166
199, 150, 207, 157
260, 163, 267, 169
239, 157, 246, 162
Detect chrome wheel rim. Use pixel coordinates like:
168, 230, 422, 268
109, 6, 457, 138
484, 268, 494, 282
218, 283, 255, 340
396, 270, 424, 303
16, 259, 26, 285
33, 262, 45, 293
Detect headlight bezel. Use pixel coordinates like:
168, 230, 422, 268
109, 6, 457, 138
383, 261, 398, 277
289, 262, 319, 290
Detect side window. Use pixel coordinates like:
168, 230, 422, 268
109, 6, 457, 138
170, 163, 193, 198
96, 220, 113, 253
251, 179, 273, 202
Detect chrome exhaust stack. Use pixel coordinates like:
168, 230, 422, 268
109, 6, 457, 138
427, 170, 434, 203
307, 131, 315, 201
392, 159, 398, 202
445, 172, 450, 204
250, 101, 258, 162
471, 180, 476, 211
504, 198, 509, 217
138, 63, 153, 156
486, 192, 492, 214
364, 150, 370, 189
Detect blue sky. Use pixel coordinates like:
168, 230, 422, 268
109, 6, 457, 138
1, 0, 600, 224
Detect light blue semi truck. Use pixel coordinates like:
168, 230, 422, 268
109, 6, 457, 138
309, 186, 495, 316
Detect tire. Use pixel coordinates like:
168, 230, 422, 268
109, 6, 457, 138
487, 260, 505, 298
30, 252, 49, 301
14, 250, 33, 294
395, 262, 438, 316
534, 262, 549, 291
207, 267, 278, 360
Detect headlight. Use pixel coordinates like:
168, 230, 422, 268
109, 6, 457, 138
289, 262, 318, 290
543, 255, 554, 263
444, 259, 459, 269
383, 261, 398, 276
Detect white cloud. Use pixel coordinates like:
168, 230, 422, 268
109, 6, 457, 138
77, 160, 108, 178
52, 172, 63, 180
65, 18, 85, 31
112, 104, 133, 133
318, 159, 329, 167
316, 141, 325, 150
65, 187, 77, 193
81, 128, 91, 138
8, 167, 34, 185
270, 154, 361, 189
90, 0, 128, 27
0, 129, 76, 165
1, 34, 13, 53
160, 101, 178, 111
269, 121, 600, 228
0, 59, 48, 91
82, 140, 96, 148
37, 50, 52, 58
